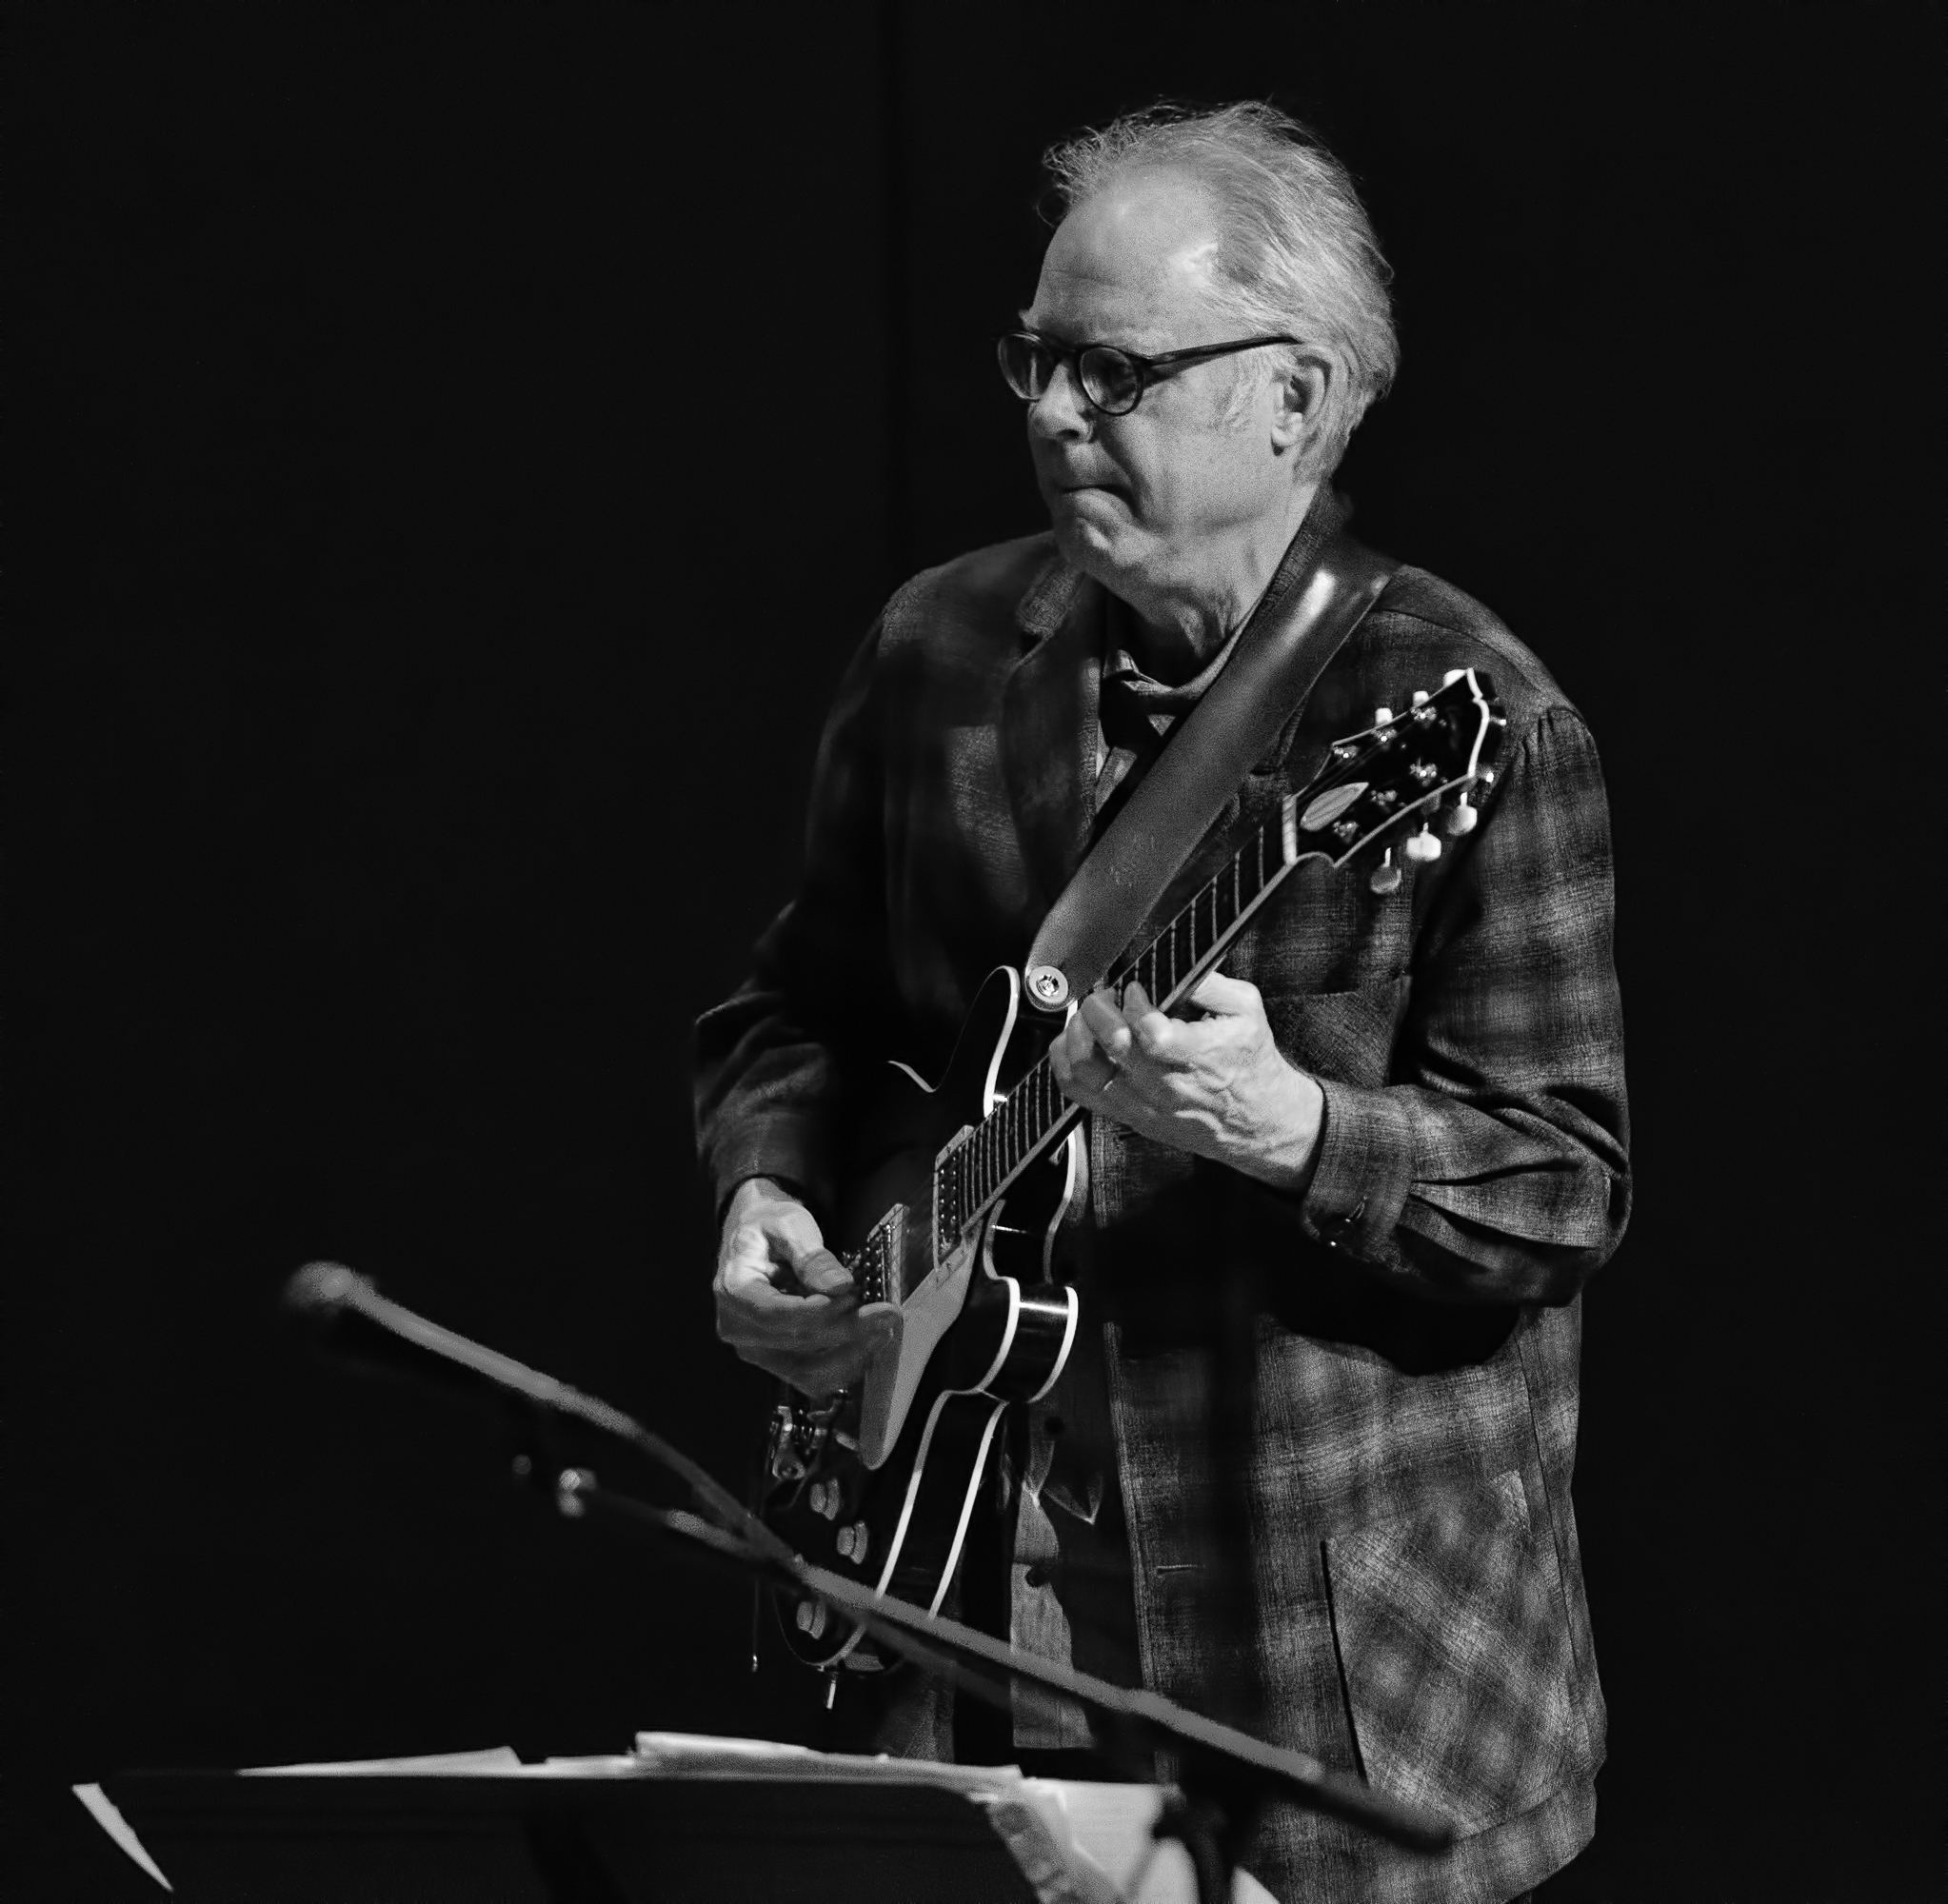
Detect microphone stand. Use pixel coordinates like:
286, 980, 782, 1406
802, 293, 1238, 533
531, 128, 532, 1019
287, 1263, 1453, 1904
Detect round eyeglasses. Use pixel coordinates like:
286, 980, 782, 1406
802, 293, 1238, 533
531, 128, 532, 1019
996, 328, 1302, 417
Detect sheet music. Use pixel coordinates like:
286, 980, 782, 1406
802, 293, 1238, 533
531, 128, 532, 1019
78, 1735, 1278, 1904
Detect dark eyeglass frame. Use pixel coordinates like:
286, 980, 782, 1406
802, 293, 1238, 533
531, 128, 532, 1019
997, 327, 1302, 416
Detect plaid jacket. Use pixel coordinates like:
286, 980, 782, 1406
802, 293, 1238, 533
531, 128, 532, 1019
696, 496, 1631, 1903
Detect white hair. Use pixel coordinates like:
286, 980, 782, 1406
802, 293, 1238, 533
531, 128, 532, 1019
1043, 102, 1399, 472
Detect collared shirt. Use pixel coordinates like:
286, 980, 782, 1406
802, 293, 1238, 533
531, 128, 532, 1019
1093, 601, 1244, 811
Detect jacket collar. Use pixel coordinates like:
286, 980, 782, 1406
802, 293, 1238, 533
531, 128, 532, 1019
1013, 546, 1093, 644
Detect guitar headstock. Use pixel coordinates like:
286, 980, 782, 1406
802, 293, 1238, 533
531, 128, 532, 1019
1292, 668, 1505, 889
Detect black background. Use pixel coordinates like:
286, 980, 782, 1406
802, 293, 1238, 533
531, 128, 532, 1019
12, 3, 1941, 1897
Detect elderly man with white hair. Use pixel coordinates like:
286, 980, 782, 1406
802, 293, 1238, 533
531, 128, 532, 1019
698, 103, 1628, 1903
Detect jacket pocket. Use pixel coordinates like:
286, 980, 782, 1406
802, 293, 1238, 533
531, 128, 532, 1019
1322, 1471, 1577, 1835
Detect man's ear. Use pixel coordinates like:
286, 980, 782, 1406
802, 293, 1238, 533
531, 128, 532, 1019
1271, 352, 1333, 454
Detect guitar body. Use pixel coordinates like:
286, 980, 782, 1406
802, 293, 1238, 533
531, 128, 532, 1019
760, 966, 1081, 1672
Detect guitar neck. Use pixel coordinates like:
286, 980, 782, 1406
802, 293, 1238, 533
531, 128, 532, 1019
937, 793, 1307, 1241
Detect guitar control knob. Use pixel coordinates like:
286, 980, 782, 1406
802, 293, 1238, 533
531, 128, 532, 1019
1373, 705, 1394, 725
808, 1480, 841, 1520
1369, 848, 1402, 895
1403, 826, 1442, 864
1411, 689, 1429, 705
837, 1521, 871, 1564
795, 1598, 828, 1639
1443, 796, 1480, 837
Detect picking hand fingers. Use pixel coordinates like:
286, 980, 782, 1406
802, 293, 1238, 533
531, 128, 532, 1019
717, 1279, 848, 1343
719, 1219, 854, 1290
716, 1267, 897, 1389
790, 1246, 855, 1298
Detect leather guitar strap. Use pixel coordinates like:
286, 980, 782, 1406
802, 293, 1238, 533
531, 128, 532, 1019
1022, 526, 1398, 1012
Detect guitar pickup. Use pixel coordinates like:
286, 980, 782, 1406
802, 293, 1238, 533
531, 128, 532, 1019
932, 1125, 976, 1259
857, 1204, 904, 1304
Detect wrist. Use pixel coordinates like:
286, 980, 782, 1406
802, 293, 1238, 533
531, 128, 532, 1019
724, 1172, 806, 1224
1233, 1063, 1325, 1194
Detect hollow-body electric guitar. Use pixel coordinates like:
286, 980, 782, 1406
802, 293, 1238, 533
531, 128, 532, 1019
760, 669, 1505, 1674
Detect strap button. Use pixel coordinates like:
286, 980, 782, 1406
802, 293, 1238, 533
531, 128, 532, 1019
1025, 964, 1071, 1010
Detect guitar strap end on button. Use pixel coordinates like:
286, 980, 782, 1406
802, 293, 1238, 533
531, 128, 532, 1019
1024, 963, 1071, 1012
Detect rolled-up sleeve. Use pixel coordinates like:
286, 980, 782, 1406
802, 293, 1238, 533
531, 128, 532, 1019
1300, 704, 1631, 1303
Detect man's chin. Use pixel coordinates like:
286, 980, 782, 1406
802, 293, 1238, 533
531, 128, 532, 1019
1047, 493, 1134, 576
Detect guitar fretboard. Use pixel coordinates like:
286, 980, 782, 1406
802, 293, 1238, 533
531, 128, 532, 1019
935, 794, 1299, 1245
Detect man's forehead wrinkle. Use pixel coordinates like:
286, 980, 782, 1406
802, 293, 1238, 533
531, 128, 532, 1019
1024, 260, 1171, 347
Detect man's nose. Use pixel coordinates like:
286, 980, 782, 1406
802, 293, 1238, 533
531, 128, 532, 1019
1027, 358, 1092, 441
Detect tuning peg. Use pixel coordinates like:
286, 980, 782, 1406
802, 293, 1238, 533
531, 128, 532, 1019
1411, 689, 1429, 705
1373, 705, 1394, 725
1442, 795, 1480, 837
1403, 825, 1442, 864
1369, 848, 1402, 895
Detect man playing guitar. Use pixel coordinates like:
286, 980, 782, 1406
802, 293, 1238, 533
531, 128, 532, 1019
696, 103, 1628, 1904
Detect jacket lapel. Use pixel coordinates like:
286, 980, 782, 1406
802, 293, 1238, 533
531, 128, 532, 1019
998, 553, 1101, 914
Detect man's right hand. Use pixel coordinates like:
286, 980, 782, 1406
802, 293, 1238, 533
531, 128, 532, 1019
713, 1176, 893, 1396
